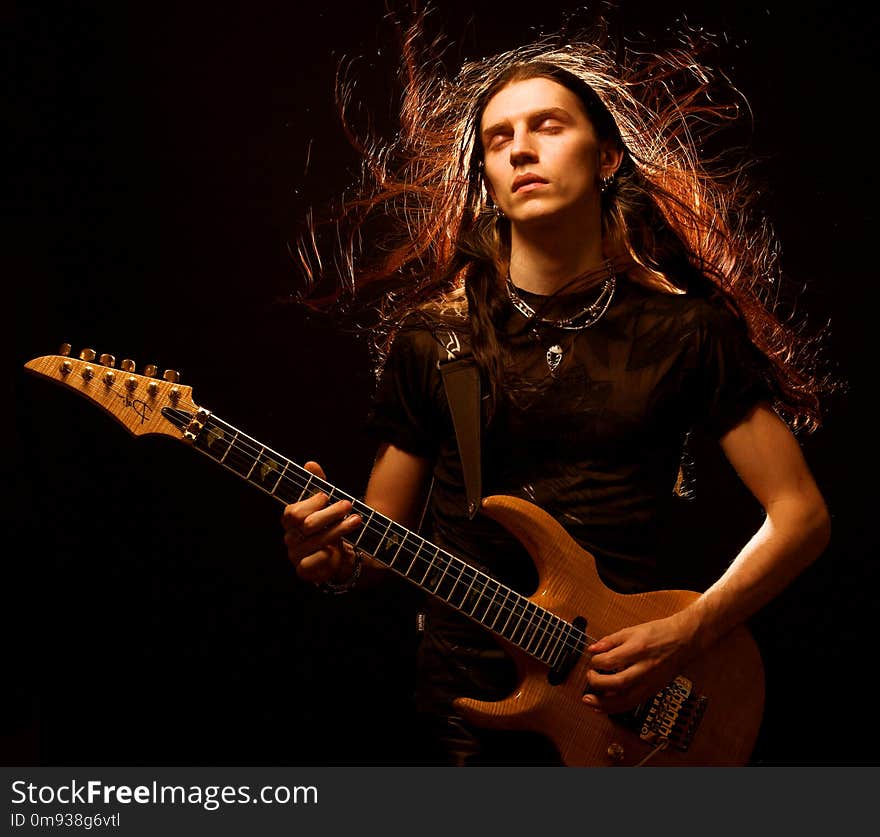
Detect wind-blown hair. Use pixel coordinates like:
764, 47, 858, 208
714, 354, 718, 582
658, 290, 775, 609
297, 11, 832, 432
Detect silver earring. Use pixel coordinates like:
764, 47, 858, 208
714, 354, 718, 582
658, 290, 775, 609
486, 200, 505, 219
600, 174, 615, 194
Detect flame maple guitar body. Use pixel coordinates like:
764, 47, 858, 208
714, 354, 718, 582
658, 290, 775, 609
466, 495, 765, 766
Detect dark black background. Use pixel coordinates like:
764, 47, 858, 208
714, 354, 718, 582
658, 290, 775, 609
7, 0, 878, 766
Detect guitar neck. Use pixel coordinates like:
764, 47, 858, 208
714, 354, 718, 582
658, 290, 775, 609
164, 406, 577, 668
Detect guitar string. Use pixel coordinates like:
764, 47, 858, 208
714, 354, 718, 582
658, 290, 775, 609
177, 402, 602, 655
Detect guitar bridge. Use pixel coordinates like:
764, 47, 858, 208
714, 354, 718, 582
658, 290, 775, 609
615, 675, 708, 752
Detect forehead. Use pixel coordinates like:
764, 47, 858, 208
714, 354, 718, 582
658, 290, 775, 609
480, 76, 589, 129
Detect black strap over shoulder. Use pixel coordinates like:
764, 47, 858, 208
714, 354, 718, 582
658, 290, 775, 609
437, 355, 482, 520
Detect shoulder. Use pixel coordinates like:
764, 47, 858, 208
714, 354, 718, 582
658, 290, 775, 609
390, 306, 471, 362
617, 279, 746, 340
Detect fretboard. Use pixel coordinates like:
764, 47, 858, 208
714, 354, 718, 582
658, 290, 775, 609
163, 407, 581, 668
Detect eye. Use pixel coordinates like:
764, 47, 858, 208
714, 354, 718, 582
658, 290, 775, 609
487, 133, 511, 150
538, 118, 563, 133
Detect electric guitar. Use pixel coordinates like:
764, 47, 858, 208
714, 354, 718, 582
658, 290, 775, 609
24, 346, 765, 766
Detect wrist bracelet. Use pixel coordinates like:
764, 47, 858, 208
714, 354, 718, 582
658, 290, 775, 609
319, 550, 364, 595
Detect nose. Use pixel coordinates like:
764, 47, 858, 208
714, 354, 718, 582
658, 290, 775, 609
509, 131, 538, 167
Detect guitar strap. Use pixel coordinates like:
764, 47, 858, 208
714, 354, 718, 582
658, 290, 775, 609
437, 353, 482, 521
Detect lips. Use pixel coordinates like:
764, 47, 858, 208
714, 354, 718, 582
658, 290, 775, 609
512, 173, 548, 192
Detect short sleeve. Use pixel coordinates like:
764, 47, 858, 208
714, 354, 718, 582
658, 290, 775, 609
364, 325, 446, 458
691, 303, 774, 438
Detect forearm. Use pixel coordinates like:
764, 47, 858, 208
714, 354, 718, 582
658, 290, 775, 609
685, 494, 831, 653
335, 443, 434, 588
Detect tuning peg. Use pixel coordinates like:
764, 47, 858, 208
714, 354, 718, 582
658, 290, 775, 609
163, 369, 180, 383
99, 353, 115, 367
59, 343, 72, 357
121, 359, 136, 373
79, 348, 96, 361
144, 364, 158, 377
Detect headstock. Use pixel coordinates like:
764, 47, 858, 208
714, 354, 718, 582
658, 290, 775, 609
24, 344, 200, 440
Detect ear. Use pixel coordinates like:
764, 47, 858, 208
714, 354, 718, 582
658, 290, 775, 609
483, 173, 498, 204
599, 142, 625, 179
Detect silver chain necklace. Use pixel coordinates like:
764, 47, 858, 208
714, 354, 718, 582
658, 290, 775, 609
505, 263, 617, 331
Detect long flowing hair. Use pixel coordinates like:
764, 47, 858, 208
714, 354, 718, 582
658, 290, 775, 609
295, 8, 834, 432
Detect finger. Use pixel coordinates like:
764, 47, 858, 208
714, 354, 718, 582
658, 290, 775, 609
584, 669, 626, 695
286, 514, 362, 564
588, 648, 626, 672
303, 460, 327, 480
300, 499, 357, 536
294, 548, 335, 582
297, 513, 362, 553
582, 692, 628, 714
588, 633, 625, 653
581, 693, 607, 713
280, 491, 335, 530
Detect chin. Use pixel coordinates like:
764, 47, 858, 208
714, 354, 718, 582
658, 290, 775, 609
509, 205, 567, 227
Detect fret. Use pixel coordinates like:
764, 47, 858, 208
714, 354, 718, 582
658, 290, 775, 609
296, 472, 314, 502
351, 499, 372, 522
255, 456, 284, 490
534, 614, 561, 661
222, 436, 258, 479
218, 430, 239, 464
372, 521, 407, 567
550, 622, 574, 667
502, 594, 525, 642
433, 559, 467, 602
549, 625, 575, 670
352, 507, 375, 547
498, 591, 517, 636
363, 517, 394, 567
416, 545, 442, 586
522, 607, 548, 655
512, 602, 537, 649
423, 552, 454, 595
488, 586, 510, 631
465, 574, 490, 617
402, 539, 426, 578
245, 446, 266, 480
199, 422, 233, 463
270, 461, 289, 496
450, 567, 479, 611
386, 528, 409, 571
396, 535, 426, 577
518, 602, 539, 649
530, 607, 552, 654
478, 580, 503, 628
545, 617, 570, 664
354, 518, 388, 558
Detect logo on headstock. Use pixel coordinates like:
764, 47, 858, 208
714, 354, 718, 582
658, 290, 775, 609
115, 392, 152, 423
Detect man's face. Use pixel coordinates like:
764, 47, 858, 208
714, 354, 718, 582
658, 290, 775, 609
480, 76, 613, 228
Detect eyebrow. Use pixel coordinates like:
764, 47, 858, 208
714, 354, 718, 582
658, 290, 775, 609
481, 106, 572, 141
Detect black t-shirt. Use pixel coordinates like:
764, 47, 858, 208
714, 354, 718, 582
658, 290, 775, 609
365, 277, 771, 598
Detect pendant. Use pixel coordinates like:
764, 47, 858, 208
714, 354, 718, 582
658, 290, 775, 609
546, 344, 563, 375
